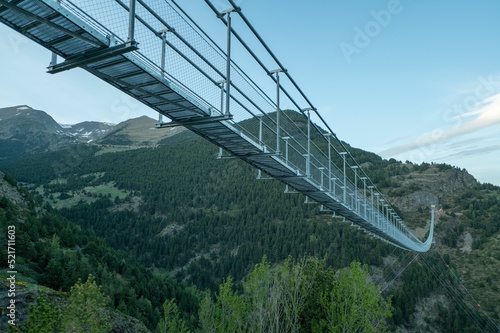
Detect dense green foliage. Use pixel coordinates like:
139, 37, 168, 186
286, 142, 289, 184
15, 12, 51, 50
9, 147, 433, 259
0, 192, 199, 330
1, 121, 499, 332
455, 187, 500, 249
197, 257, 393, 333
3, 133, 391, 290
24, 275, 112, 332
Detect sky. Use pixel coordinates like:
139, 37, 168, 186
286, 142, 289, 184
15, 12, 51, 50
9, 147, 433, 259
1, 0, 500, 185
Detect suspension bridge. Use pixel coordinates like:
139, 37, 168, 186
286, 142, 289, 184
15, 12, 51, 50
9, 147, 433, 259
0, 0, 434, 252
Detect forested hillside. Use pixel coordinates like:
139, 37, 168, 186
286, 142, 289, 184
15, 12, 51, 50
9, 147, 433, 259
1, 111, 499, 332
0, 171, 198, 331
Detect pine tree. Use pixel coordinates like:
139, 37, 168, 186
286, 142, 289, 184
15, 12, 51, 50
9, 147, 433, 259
156, 299, 191, 333
60, 274, 112, 333
320, 261, 392, 333
25, 296, 61, 333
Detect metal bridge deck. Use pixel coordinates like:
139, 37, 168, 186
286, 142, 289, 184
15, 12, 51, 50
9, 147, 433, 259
0, 0, 434, 252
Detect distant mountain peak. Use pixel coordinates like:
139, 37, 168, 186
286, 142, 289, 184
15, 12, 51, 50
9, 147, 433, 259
0, 106, 114, 158
0, 105, 186, 158
98, 115, 185, 146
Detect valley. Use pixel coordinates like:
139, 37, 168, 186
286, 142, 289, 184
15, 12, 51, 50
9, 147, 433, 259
0, 106, 499, 332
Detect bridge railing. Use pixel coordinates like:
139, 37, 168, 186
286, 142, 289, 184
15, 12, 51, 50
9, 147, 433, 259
56, 0, 431, 249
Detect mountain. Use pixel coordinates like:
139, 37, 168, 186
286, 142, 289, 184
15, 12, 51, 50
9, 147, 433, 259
98, 115, 184, 146
0, 106, 185, 160
61, 120, 114, 143
0, 105, 71, 158
0, 105, 113, 158
1, 108, 498, 332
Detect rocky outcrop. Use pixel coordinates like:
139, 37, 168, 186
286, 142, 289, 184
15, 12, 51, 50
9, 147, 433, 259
390, 165, 478, 214
0, 171, 25, 207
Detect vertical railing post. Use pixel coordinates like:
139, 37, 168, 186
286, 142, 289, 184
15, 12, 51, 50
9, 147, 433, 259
256, 114, 264, 179
390, 211, 394, 237
392, 213, 396, 237
385, 206, 390, 232
379, 198, 384, 230
388, 211, 392, 236
283, 136, 290, 165
128, 0, 136, 42
283, 137, 293, 195
352, 166, 358, 213
218, 80, 226, 116
324, 133, 332, 193
306, 109, 311, 177
340, 152, 347, 204
395, 218, 398, 237
392, 212, 397, 237
217, 80, 226, 158
271, 69, 285, 154
257, 114, 264, 148
158, 28, 170, 126
319, 167, 325, 190
160, 30, 167, 78
368, 186, 374, 222
361, 177, 367, 218
224, 9, 235, 116
276, 71, 280, 153
332, 178, 337, 198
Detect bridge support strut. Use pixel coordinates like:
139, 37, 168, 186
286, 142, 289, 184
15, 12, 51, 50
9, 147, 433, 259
221, 7, 235, 116
128, 0, 136, 42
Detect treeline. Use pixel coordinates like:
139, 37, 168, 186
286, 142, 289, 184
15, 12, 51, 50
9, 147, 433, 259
36, 133, 390, 290
456, 188, 500, 248
15, 276, 115, 333
16, 257, 394, 333
2, 125, 498, 330
195, 257, 393, 333
0, 193, 198, 330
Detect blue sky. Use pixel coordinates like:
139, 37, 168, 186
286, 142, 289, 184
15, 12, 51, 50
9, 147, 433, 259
1, 0, 500, 185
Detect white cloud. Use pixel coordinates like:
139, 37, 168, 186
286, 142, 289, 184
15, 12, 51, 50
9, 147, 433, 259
379, 93, 500, 157
376, 94, 500, 185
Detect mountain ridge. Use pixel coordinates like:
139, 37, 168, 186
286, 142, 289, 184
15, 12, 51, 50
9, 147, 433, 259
0, 106, 185, 159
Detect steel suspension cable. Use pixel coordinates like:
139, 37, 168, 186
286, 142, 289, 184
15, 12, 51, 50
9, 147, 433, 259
418, 253, 496, 332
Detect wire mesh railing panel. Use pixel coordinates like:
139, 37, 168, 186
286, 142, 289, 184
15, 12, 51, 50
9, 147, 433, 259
285, 144, 305, 175
67, 0, 129, 40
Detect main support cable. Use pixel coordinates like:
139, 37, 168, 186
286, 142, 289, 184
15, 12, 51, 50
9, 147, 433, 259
227, 0, 316, 109
170, 0, 276, 109
204, 0, 303, 113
